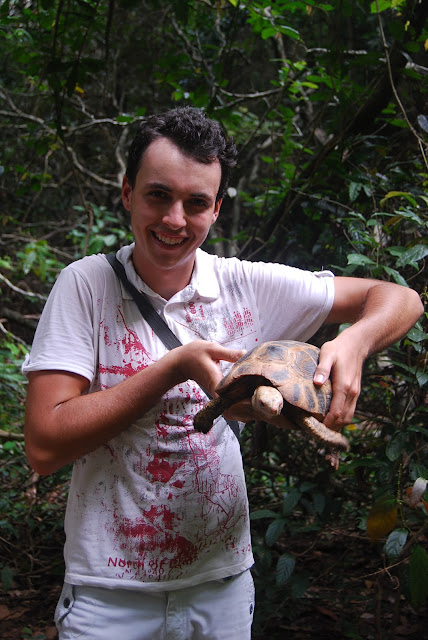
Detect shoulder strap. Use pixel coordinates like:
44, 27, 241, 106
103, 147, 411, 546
106, 253, 182, 351
105, 254, 240, 439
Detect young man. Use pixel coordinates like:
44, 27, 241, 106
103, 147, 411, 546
23, 107, 423, 640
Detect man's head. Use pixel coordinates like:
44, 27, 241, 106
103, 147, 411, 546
126, 106, 237, 202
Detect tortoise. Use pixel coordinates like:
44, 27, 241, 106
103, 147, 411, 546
193, 340, 349, 464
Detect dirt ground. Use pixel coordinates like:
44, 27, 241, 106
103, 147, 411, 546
1, 528, 427, 640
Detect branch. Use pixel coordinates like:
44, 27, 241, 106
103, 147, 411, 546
66, 117, 128, 135
0, 429, 25, 441
375, 0, 428, 169
66, 146, 120, 187
215, 86, 282, 102
0, 319, 29, 347
0, 272, 48, 301
0, 89, 54, 131
1, 308, 39, 329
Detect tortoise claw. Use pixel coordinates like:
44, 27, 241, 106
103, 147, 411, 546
325, 449, 341, 470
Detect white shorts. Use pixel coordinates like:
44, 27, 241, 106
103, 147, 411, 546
55, 569, 255, 640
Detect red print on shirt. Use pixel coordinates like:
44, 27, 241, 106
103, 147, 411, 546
223, 306, 254, 340
99, 305, 153, 382
146, 453, 185, 483
102, 421, 245, 582
114, 504, 199, 575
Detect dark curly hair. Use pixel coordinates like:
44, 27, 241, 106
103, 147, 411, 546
126, 106, 238, 201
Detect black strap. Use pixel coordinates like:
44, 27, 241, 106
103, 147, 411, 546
106, 254, 182, 351
106, 254, 240, 439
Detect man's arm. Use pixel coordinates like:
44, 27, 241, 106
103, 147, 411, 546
314, 276, 423, 431
24, 341, 245, 475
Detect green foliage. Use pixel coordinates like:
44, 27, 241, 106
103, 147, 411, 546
250, 477, 337, 596
0, 338, 27, 410
16, 240, 65, 284
1, 0, 427, 636
409, 544, 428, 610
384, 527, 408, 561
68, 203, 133, 257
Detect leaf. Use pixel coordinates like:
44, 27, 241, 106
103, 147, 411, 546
409, 545, 428, 610
1, 566, 14, 591
266, 518, 286, 546
349, 182, 362, 202
418, 114, 428, 133
299, 481, 317, 492
102, 234, 118, 247
380, 191, 418, 208
347, 253, 376, 266
386, 207, 427, 227
381, 266, 408, 287
407, 426, 428, 438
276, 553, 296, 586
261, 27, 277, 40
250, 509, 278, 520
406, 328, 428, 343
384, 528, 408, 561
390, 361, 428, 387
386, 432, 406, 461
396, 244, 428, 268
366, 496, 398, 541
390, 118, 408, 129
312, 492, 326, 515
370, 0, 394, 12
416, 372, 428, 387
407, 477, 428, 507
116, 114, 134, 123
278, 26, 300, 40
282, 487, 301, 515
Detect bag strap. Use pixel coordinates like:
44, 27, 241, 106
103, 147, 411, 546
106, 253, 182, 351
106, 254, 240, 439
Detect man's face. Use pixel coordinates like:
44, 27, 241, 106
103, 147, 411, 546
122, 137, 222, 290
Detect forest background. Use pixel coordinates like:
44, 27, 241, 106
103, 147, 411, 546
0, 0, 427, 638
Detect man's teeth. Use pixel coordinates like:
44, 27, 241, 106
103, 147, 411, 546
155, 232, 185, 245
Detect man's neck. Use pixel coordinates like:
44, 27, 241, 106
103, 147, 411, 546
132, 255, 195, 301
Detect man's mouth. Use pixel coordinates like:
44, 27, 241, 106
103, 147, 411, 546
153, 231, 187, 246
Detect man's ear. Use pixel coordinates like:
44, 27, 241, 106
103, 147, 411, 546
212, 198, 222, 223
122, 175, 132, 211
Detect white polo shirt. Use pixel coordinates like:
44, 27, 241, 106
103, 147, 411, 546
23, 244, 334, 591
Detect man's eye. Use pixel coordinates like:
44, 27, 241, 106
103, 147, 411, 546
190, 199, 207, 208
150, 191, 168, 199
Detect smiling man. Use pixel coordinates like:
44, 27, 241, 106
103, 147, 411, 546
122, 136, 223, 298
23, 106, 423, 640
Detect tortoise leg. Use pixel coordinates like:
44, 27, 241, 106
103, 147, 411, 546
299, 414, 349, 451
297, 413, 349, 470
193, 396, 234, 434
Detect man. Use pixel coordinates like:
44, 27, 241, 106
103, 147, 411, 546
23, 106, 423, 640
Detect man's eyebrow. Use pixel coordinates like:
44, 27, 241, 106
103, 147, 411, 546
190, 192, 213, 201
146, 182, 213, 201
146, 182, 172, 192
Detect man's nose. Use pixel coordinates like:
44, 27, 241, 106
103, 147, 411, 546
162, 201, 186, 228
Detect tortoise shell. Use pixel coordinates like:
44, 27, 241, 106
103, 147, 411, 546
216, 340, 331, 420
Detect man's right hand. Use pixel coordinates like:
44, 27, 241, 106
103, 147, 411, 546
166, 340, 246, 397
24, 341, 245, 475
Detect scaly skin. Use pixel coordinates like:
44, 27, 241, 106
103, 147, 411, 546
193, 396, 235, 434
293, 412, 349, 451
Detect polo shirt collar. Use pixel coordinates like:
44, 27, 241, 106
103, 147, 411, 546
114, 244, 220, 303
